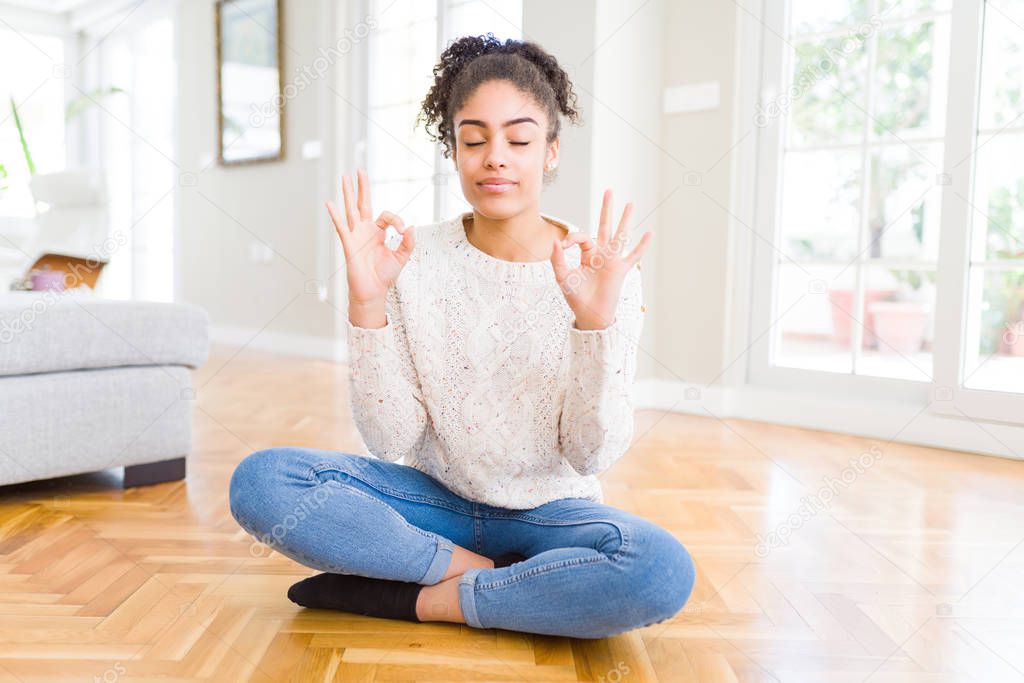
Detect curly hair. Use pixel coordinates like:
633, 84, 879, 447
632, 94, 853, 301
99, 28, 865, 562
417, 33, 582, 183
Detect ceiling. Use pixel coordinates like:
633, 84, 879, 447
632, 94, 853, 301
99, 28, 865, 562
0, 0, 104, 14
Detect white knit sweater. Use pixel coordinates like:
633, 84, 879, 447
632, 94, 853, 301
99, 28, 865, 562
345, 211, 645, 509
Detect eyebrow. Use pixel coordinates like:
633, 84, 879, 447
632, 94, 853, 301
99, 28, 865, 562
456, 117, 539, 130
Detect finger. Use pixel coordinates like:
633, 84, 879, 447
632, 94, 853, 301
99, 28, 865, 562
357, 168, 372, 221
613, 202, 634, 256
560, 232, 595, 251
394, 224, 416, 261
375, 210, 406, 233
625, 230, 652, 266
550, 238, 570, 282
325, 200, 351, 257
597, 189, 612, 244
341, 174, 358, 230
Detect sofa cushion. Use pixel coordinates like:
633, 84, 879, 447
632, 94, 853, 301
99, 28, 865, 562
0, 290, 209, 376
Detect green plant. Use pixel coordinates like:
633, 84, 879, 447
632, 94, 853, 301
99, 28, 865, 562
987, 182, 1024, 259
977, 182, 1024, 352
884, 269, 936, 306
887, 269, 935, 293
991, 250, 1024, 325
5, 86, 126, 178
885, 202, 933, 298
0, 163, 7, 192
65, 86, 125, 121
10, 95, 36, 176
979, 267, 1024, 354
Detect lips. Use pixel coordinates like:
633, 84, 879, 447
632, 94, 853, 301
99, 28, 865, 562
478, 179, 517, 193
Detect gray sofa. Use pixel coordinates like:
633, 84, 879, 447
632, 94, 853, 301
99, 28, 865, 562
0, 290, 209, 488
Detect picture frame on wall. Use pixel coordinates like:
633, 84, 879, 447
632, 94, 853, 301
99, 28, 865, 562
215, 0, 285, 165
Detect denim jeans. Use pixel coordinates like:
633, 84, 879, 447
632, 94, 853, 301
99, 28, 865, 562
228, 447, 696, 639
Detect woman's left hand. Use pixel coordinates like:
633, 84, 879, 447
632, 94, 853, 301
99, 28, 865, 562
550, 189, 653, 330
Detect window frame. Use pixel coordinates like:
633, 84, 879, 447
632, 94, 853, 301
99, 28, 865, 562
748, 0, 1024, 424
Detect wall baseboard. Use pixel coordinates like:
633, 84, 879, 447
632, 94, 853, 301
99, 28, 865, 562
209, 324, 347, 363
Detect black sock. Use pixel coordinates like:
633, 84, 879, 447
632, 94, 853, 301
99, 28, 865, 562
287, 554, 528, 620
493, 552, 527, 568
287, 573, 424, 622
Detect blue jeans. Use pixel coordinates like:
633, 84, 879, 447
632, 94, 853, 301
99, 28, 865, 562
228, 447, 696, 639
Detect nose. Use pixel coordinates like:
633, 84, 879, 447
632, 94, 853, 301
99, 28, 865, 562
484, 147, 507, 170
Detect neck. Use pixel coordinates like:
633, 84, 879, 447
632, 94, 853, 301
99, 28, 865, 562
463, 207, 566, 263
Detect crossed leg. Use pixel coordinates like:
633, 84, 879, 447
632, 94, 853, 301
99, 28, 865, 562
229, 447, 695, 638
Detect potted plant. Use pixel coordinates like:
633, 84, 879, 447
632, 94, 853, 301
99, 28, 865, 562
987, 256, 1024, 357
868, 270, 935, 354
828, 286, 897, 349
980, 180, 1024, 356
860, 183, 936, 354
1002, 295, 1024, 357
827, 156, 926, 349
791, 236, 896, 349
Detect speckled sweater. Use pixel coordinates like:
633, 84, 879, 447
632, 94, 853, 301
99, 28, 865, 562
344, 211, 645, 510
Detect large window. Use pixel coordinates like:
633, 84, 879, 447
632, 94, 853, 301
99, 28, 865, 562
770, 1, 952, 382
752, 0, 1024, 420
85, 8, 177, 302
0, 28, 66, 219
364, 0, 523, 226
963, 0, 1024, 393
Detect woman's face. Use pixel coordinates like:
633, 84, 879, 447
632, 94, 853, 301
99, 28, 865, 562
451, 79, 559, 218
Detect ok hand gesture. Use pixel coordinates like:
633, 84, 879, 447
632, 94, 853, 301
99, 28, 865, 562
325, 168, 415, 307
549, 189, 652, 330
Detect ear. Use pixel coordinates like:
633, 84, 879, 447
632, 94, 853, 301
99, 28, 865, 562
546, 137, 560, 169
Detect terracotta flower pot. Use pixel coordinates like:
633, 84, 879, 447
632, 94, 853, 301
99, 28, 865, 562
1000, 320, 1024, 357
867, 300, 929, 354
828, 289, 898, 349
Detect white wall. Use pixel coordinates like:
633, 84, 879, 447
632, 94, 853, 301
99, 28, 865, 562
591, 0, 666, 382
655, 0, 738, 385
177, 0, 340, 355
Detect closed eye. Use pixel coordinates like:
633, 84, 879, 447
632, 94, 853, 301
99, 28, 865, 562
464, 142, 531, 146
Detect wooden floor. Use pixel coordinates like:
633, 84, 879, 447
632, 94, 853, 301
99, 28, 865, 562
1, 343, 1023, 682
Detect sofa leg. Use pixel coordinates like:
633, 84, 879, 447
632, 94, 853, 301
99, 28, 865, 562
123, 457, 187, 488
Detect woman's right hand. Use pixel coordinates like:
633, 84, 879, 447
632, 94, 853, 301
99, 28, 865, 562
325, 168, 416, 308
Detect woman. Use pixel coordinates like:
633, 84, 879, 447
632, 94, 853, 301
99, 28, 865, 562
229, 34, 695, 640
